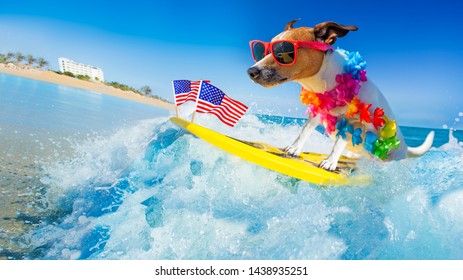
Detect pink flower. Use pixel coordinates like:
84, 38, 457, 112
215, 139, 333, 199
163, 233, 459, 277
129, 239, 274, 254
319, 112, 338, 134
318, 92, 337, 111
359, 70, 367, 82
334, 73, 361, 105
305, 107, 312, 116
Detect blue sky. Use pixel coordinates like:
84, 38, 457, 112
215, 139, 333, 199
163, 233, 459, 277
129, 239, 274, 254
0, 0, 462, 128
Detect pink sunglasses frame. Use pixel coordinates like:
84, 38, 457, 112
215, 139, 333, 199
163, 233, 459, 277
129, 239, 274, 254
249, 40, 333, 66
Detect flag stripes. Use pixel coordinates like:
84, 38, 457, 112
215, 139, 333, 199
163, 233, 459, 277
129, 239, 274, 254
173, 80, 201, 106
173, 79, 248, 127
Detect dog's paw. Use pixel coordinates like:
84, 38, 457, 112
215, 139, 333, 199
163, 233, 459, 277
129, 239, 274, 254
319, 158, 338, 171
283, 145, 301, 157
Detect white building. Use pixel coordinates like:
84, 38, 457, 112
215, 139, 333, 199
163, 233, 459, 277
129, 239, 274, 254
58, 57, 105, 82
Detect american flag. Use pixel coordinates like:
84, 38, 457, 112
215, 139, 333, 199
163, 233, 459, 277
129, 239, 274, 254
172, 80, 202, 106
196, 82, 248, 127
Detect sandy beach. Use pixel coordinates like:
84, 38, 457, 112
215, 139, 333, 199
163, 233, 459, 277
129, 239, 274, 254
0, 63, 175, 111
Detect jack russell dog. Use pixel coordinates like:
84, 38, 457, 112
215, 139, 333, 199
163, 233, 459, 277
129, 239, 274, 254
247, 19, 434, 171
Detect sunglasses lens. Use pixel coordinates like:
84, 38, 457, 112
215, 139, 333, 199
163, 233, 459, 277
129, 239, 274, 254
272, 42, 295, 64
252, 42, 266, 61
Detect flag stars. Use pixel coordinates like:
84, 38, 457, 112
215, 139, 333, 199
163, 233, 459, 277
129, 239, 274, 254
174, 80, 191, 94
200, 83, 225, 105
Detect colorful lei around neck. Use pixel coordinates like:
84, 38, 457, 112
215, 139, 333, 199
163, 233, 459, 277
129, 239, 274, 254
299, 49, 400, 159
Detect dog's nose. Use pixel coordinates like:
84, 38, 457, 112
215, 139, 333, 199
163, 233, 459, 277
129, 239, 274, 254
247, 66, 261, 80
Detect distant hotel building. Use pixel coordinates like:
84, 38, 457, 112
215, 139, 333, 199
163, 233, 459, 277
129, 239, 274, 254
58, 57, 105, 82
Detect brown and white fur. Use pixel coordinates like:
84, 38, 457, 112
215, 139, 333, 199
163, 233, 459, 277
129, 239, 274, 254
247, 20, 434, 171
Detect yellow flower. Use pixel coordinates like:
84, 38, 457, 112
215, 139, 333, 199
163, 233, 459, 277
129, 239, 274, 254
346, 96, 360, 118
380, 116, 397, 139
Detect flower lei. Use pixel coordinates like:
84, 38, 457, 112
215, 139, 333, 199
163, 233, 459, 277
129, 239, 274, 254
300, 50, 400, 159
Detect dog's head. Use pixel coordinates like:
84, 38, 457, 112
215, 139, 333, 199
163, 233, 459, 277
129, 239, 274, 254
247, 19, 358, 88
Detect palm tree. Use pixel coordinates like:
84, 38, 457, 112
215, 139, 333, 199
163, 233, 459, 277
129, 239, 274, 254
15, 52, 25, 64
26, 54, 36, 66
6, 52, 14, 63
37, 57, 49, 69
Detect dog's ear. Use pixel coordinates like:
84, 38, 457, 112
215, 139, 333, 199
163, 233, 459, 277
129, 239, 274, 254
313, 22, 358, 45
285, 18, 301, 31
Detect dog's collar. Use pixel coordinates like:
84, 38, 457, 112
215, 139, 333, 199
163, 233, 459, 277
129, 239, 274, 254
299, 49, 400, 159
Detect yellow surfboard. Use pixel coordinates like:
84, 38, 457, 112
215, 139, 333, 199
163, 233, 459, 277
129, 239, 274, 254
170, 117, 369, 185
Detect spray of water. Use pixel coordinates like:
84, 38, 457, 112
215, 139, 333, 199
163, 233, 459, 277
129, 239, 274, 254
30, 115, 463, 260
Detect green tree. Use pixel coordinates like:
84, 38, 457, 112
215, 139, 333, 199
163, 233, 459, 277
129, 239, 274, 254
140, 85, 152, 96
0, 54, 6, 64
106, 81, 133, 92
77, 74, 91, 81
63, 71, 75, 77
37, 57, 49, 69
15, 52, 25, 63
26, 54, 36, 66
6, 52, 14, 63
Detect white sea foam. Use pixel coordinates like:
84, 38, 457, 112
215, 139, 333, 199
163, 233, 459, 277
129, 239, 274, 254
32, 115, 463, 259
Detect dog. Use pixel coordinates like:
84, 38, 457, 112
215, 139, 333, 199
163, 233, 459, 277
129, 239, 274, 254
247, 19, 434, 171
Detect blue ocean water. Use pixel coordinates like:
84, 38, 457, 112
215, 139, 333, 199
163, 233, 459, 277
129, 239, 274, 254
0, 73, 167, 136
1, 74, 463, 260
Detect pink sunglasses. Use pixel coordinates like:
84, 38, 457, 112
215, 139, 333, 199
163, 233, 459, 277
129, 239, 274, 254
250, 40, 333, 66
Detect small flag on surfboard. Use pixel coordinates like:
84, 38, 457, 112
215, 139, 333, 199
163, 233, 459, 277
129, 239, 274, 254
172, 80, 248, 127
172, 80, 203, 106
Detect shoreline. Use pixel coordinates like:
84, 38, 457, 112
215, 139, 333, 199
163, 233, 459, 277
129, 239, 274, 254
0, 65, 174, 259
0, 64, 175, 111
